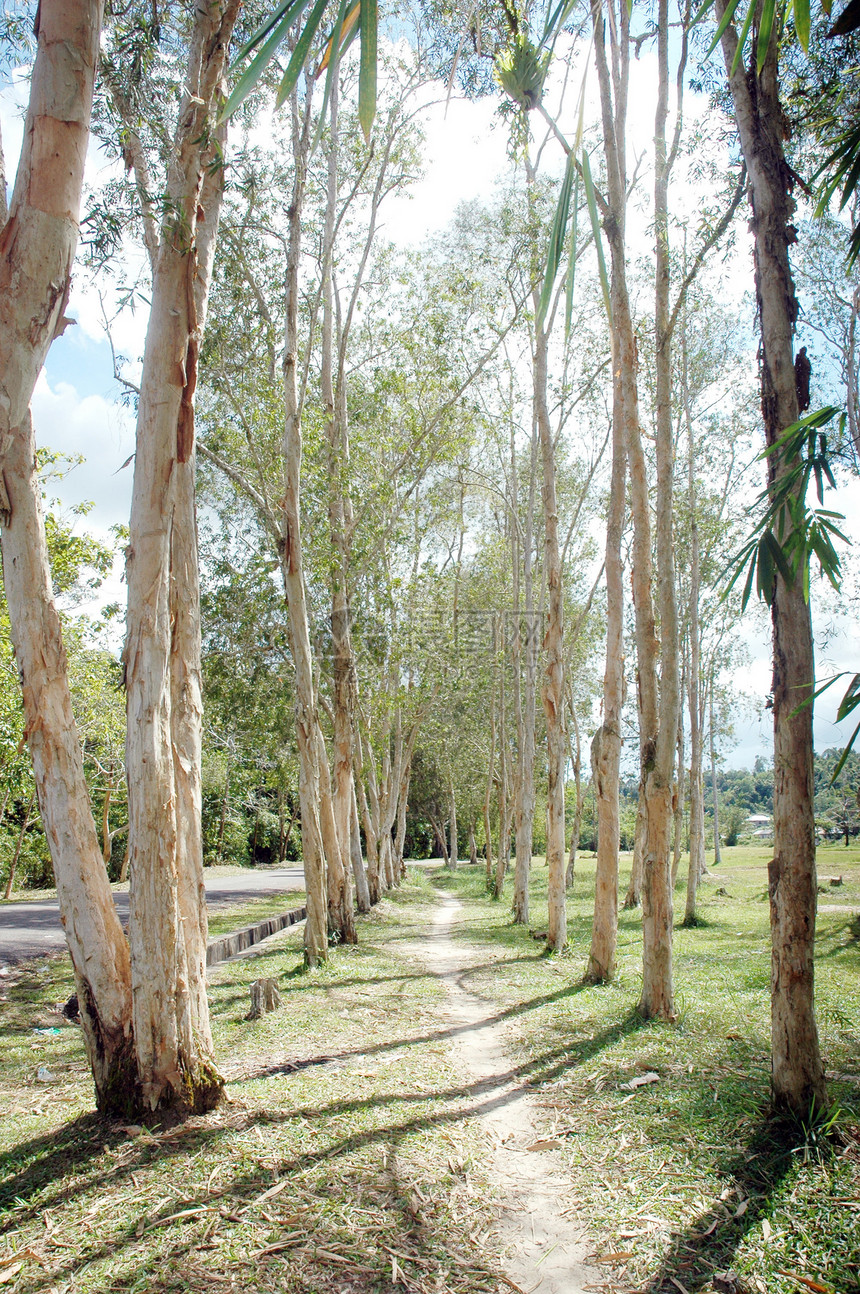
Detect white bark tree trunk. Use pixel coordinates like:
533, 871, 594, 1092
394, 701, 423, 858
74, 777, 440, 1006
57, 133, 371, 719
124, 0, 240, 1113
709, 670, 723, 865
280, 87, 328, 966
321, 83, 356, 945
351, 784, 371, 912
587, 349, 625, 982
0, 0, 140, 1112
513, 430, 538, 923
683, 403, 706, 924
536, 316, 567, 952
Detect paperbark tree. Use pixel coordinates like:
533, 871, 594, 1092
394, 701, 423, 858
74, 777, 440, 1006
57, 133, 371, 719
682, 337, 706, 924
123, 0, 240, 1113
717, 0, 828, 1117
512, 427, 538, 924
536, 308, 567, 952
281, 84, 330, 966
321, 80, 357, 944
0, 0, 138, 1111
592, 0, 670, 1006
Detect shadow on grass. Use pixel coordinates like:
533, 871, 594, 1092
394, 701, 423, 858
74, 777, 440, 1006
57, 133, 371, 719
2, 1009, 647, 1291
642, 1117, 802, 1293
207, 953, 548, 1016
232, 975, 604, 1082
0, 1113, 126, 1218
818, 913, 860, 960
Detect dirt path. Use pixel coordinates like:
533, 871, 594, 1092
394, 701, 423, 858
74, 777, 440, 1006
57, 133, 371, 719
405, 890, 601, 1294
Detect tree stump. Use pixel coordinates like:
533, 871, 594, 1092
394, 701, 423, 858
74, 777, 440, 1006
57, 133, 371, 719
246, 978, 282, 1020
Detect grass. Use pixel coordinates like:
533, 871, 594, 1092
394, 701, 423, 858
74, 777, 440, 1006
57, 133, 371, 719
437, 844, 860, 1294
0, 848, 857, 1294
206, 889, 307, 939
0, 877, 501, 1294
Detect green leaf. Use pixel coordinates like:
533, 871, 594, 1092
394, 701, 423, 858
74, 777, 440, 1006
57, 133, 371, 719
740, 552, 757, 611
538, 150, 576, 329
358, 0, 377, 142
756, 0, 778, 72
565, 170, 580, 339
541, 0, 578, 47
276, 0, 330, 109
793, 0, 811, 47
221, 0, 306, 120
233, 0, 305, 65
312, 0, 354, 150
731, 0, 758, 73
704, 0, 744, 58
831, 720, 860, 779
836, 674, 860, 721
582, 150, 611, 323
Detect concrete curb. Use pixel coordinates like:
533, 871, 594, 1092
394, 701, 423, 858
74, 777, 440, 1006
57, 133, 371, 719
206, 905, 307, 967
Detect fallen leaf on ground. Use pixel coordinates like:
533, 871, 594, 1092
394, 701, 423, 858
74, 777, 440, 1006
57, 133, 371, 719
595, 1252, 633, 1262
620, 1072, 659, 1091
526, 1139, 562, 1151
777, 1272, 831, 1294
762, 1218, 771, 1241
0, 1264, 22, 1285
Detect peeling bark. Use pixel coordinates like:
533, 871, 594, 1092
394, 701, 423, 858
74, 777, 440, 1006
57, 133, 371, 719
124, 0, 240, 1113
718, 1, 827, 1117
0, 0, 140, 1113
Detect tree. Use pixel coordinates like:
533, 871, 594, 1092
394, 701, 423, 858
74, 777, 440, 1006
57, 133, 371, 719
715, 0, 829, 1117
0, 0, 138, 1111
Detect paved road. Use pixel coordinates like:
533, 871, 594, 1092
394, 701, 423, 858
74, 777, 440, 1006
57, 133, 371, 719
0, 868, 305, 966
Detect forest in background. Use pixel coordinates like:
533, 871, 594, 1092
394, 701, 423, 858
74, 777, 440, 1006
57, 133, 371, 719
0, 0, 858, 1120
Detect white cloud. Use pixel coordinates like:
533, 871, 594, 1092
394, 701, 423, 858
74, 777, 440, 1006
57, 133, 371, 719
32, 371, 135, 535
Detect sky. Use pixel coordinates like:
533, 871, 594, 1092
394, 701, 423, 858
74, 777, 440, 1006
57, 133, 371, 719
1, 33, 858, 772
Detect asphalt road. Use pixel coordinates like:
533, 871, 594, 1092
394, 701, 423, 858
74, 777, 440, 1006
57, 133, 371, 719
0, 868, 305, 967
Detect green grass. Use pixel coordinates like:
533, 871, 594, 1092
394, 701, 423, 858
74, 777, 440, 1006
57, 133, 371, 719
206, 889, 307, 939
0, 877, 501, 1294
0, 850, 857, 1294
437, 845, 860, 1294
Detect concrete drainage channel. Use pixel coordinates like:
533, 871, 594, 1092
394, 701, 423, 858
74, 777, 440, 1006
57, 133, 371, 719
206, 905, 307, 968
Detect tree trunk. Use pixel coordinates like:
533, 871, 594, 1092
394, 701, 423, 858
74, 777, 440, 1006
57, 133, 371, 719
709, 669, 723, 864
448, 782, 458, 868
351, 784, 372, 912
566, 705, 583, 888
216, 747, 233, 864
484, 622, 497, 888
624, 795, 645, 909
587, 349, 625, 981
468, 819, 478, 866
593, 0, 676, 1016
535, 319, 566, 951
3, 793, 34, 900
671, 701, 684, 888
513, 428, 538, 923
0, 0, 138, 1113
718, 3, 827, 1117
356, 735, 380, 903
280, 87, 328, 967
683, 393, 706, 924
494, 618, 510, 900
321, 81, 356, 946
394, 761, 410, 878
124, 0, 239, 1114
